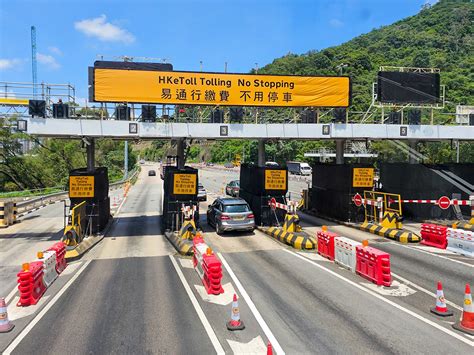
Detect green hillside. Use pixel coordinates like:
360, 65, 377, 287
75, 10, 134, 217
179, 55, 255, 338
196, 0, 474, 165
257, 0, 473, 113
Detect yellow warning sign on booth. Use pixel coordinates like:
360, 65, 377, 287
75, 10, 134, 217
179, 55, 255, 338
93, 69, 350, 107
265, 170, 287, 190
352, 168, 374, 187
69, 176, 95, 198
173, 174, 197, 195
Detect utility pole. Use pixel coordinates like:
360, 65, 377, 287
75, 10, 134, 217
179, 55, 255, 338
31, 26, 37, 97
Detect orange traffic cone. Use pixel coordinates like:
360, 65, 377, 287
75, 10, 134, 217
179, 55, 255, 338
0, 297, 14, 333
226, 294, 245, 331
430, 281, 453, 317
267, 342, 273, 355
453, 283, 474, 335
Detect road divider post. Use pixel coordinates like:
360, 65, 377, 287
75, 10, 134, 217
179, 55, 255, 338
430, 281, 453, 317
0, 297, 14, 333
227, 294, 245, 331
453, 284, 474, 335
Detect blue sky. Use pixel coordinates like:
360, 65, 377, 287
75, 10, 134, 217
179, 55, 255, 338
0, 0, 436, 103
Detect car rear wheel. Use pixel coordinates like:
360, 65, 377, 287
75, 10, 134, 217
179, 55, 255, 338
216, 222, 223, 235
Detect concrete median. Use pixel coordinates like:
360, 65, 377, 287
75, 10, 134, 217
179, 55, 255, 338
358, 221, 421, 243
259, 226, 317, 250
164, 231, 193, 256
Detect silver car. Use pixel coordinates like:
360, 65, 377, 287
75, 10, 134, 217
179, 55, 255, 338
207, 197, 255, 234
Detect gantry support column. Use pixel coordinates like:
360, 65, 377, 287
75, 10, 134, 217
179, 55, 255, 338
335, 139, 345, 165
409, 140, 418, 164
86, 138, 95, 172
177, 138, 185, 169
257, 139, 265, 167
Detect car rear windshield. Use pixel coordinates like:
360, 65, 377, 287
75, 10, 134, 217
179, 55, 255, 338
224, 204, 249, 213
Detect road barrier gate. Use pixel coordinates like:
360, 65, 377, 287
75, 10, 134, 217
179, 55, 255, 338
63, 201, 87, 246
363, 191, 403, 228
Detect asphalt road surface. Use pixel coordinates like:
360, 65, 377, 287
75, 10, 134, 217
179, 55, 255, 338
2, 164, 473, 354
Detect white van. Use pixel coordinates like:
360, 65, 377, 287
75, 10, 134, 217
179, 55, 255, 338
287, 161, 312, 175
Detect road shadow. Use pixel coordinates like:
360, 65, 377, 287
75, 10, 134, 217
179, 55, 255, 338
0, 228, 63, 241
108, 214, 163, 238
18, 214, 41, 222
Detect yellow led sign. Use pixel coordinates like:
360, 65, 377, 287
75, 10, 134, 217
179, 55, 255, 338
93, 69, 350, 107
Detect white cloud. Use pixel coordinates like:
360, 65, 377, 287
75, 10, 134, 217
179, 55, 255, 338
48, 46, 62, 56
0, 58, 22, 70
37, 53, 61, 70
329, 19, 344, 28
74, 15, 135, 44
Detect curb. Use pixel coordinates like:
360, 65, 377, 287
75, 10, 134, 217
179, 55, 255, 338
258, 226, 317, 250
64, 217, 114, 261
358, 222, 421, 243
164, 231, 193, 256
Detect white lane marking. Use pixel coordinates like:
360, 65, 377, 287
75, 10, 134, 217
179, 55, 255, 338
391, 272, 463, 311
217, 252, 285, 355
194, 283, 235, 306
227, 336, 267, 354
361, 280, 416, 297
387, 242, 474, 268
169, 255, 225, 355
3, 260, 92, 355
283, 249, 474, 347
297, 251, 332, 262
5, 285, 18, 305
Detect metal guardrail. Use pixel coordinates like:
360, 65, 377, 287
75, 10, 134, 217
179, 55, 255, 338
14, 167, 140, 217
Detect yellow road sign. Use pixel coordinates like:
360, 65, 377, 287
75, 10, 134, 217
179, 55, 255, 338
93, 69, 350, 108
69, 176, 95, 198
265, 170, 287, 190
353, 168, 374, 188
173, 174, 197, 195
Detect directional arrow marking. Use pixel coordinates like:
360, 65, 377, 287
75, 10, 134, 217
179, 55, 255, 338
194, 282, 235, 305
227, 336, 267, 354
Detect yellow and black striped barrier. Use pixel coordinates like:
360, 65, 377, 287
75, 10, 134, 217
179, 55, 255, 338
453, 221, 473, 231
0, 201, 14, 228
358, 221, 421, 243
260, 226, 317, 250
164, 231, 193, 256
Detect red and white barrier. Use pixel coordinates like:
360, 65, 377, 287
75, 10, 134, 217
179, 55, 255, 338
35, 251, 58, 288
334, 237, 361, 272
420, 223, 448, 249
47, 242, 67, 274
192, 236, 224, 295
17, 261, 46, 306
317, 230, 337, 261
16, 241, 67, 307
446, 228, 474, 258
356, 245, 392, 287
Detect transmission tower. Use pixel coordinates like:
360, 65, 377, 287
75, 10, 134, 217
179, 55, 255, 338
31, 26, 37, 97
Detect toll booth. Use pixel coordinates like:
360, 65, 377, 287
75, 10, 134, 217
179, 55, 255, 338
161, 166, 199, 233
239, 163, 288, 226
68, 167, 110, 234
